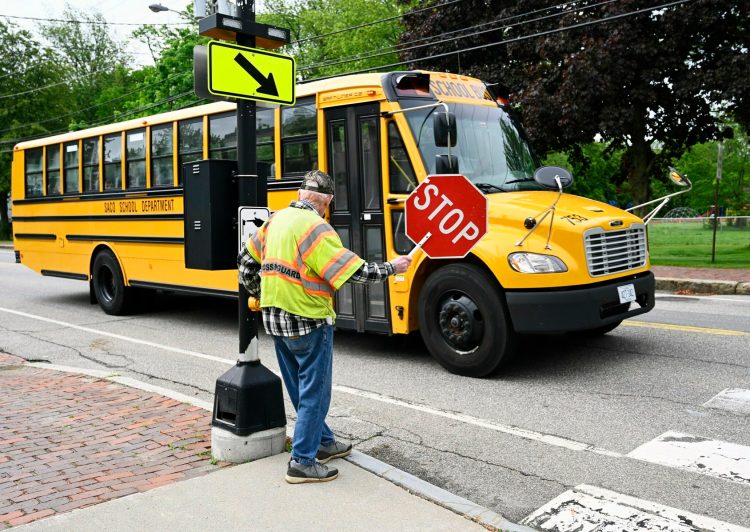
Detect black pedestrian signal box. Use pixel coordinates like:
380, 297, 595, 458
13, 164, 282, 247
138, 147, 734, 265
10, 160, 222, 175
183, 159, 238, 270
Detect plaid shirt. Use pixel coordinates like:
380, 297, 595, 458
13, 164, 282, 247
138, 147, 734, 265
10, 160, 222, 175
238, 200, 396, 337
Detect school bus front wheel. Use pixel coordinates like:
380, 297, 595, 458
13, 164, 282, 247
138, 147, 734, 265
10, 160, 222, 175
418, 263, 517, 377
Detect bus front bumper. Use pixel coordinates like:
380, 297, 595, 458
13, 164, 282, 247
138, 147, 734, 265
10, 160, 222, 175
505, 272, 655, 333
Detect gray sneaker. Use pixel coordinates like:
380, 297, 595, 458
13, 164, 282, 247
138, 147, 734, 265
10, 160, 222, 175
285, 459, 338, 484
316, 441, 352, 464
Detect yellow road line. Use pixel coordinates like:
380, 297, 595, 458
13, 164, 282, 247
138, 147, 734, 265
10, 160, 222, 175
624, 320, 748, 336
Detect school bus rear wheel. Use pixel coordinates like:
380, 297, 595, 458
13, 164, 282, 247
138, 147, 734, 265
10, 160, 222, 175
92, 250, 133, 315
419, 263, 516, 377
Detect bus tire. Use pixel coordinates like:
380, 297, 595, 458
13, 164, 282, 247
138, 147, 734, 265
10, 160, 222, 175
418, 264, 516, 377
92, 250, 133, 315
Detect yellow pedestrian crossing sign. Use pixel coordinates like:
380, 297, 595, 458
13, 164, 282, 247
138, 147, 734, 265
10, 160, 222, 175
207, 40, 296, 105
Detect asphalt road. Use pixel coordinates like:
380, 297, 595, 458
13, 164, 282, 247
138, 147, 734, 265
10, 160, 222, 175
1, 248, 749, 527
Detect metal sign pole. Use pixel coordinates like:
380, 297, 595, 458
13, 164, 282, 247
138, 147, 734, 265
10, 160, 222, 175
209, 0, 287, 463
236, 0, 259, 363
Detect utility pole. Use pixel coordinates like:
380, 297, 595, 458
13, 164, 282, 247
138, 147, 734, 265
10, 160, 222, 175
712, 127, 734, 264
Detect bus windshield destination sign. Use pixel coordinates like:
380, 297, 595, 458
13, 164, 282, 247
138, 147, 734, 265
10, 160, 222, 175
207, 40, 295, 105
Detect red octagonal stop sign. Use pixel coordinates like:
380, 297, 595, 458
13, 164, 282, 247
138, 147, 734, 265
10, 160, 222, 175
405, 174, 487, 259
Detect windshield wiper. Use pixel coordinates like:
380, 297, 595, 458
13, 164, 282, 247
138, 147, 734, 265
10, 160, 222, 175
503, 177, 535, 185
474, 182, 505, 194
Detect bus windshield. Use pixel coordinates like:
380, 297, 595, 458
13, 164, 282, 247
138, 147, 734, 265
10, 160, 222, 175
403, 102, 541, 193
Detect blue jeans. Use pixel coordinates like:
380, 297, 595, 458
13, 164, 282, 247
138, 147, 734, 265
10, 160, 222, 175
273, 325, 336, 465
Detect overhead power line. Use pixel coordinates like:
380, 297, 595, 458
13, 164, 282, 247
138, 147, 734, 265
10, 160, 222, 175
292, 0, 463, 46
300, 0, 593, 71
0, 88, 195, 146
0, 71, 192, 136
0, 66, 122, 101
0, 14, 190, 26
299, 0, 620, 73
1, 0, 692, 149
317, 0, 693, 79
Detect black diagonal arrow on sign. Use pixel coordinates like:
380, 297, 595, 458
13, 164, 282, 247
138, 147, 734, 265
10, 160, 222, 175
234, 53, 279, 97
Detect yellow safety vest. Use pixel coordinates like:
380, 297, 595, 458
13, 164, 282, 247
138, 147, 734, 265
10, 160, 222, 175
246, 206, 364, 321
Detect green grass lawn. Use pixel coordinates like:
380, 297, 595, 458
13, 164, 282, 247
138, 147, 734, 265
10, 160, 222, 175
647, 221, 750, 268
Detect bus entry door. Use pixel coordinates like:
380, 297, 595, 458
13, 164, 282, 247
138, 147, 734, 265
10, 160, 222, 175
325, 103, 390, 333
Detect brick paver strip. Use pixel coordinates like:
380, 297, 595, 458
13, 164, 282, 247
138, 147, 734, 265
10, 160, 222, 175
0, 353, 229, 527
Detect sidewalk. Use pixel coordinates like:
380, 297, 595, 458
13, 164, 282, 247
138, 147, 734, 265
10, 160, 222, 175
651, 265, 750, 295
0, 354, 522, 531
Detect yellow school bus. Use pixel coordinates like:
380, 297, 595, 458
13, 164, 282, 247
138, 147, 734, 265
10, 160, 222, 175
11, 71, 656, 376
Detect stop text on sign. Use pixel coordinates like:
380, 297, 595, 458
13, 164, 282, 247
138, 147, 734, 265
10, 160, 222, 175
412, 183, 480, 244
405, 174, 488, 259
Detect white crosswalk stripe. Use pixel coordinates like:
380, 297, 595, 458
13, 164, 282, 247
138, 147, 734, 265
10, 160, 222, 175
521, 485, 750, 532
703, 389, 750, 416
627, 431, 750, 485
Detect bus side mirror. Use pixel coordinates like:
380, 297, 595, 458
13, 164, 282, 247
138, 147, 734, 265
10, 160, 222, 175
668, 166, 691, 188
436, 154, 459, 174
433, 112, 456, 147
533, 166, 573, 191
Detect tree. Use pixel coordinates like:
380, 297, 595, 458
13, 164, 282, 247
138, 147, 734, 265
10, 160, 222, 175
398, 0, 750, 205
675, 124, 749, 215
42, 5, 137, 128
128, 24, 206, 116
260, 0, 404, 79
544, 142, 624, 205
0, 20, 66, 239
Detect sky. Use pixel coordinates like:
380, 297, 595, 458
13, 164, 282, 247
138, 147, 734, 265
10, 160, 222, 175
0, 0, 202, 67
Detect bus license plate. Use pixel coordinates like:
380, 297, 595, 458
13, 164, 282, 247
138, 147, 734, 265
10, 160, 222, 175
617, 284, 637, 304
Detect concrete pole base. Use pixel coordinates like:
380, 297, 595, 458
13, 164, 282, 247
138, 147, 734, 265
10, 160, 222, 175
211, 425, 287, 463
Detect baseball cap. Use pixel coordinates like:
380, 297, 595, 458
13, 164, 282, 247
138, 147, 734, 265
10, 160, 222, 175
300, 170, 335, 196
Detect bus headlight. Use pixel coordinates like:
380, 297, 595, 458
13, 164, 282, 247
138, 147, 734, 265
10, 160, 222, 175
508, 252, 567, 273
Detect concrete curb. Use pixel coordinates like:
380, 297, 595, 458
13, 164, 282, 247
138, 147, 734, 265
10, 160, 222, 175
655, 278, 750, 295
347, 451, 534, 532
26, 362, 524, 531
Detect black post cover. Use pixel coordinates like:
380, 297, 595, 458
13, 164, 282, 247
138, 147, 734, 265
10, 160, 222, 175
212, 362, 287, 436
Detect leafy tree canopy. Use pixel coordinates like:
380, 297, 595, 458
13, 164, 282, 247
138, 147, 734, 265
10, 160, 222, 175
260, 0, 404, 79
398, 0, 750, 204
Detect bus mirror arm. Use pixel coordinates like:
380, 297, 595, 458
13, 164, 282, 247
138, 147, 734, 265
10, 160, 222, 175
515, 173, 565, 250
381, 101, 448, 118
625, 166, 692, 225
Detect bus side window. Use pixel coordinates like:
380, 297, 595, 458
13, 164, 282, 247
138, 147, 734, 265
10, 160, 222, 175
83, 138, 100, 193
328, 120, 348, 210
281, 99, 317, 176
388, 122, 416, 194
103, 134, 122, 191
64, 142, 79, 194
390, 210, 414, 255
46, 144, 61, 196
360, 117, 381, 210
178, 117, 203, 185
257, 108, 275, 173
151, 124, 173, 187
209, 112, 237, 160
25, 148, 43, 198
126, 129, 146, 189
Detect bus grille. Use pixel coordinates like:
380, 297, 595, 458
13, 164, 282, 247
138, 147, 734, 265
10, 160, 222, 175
584, 224, 647, 277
